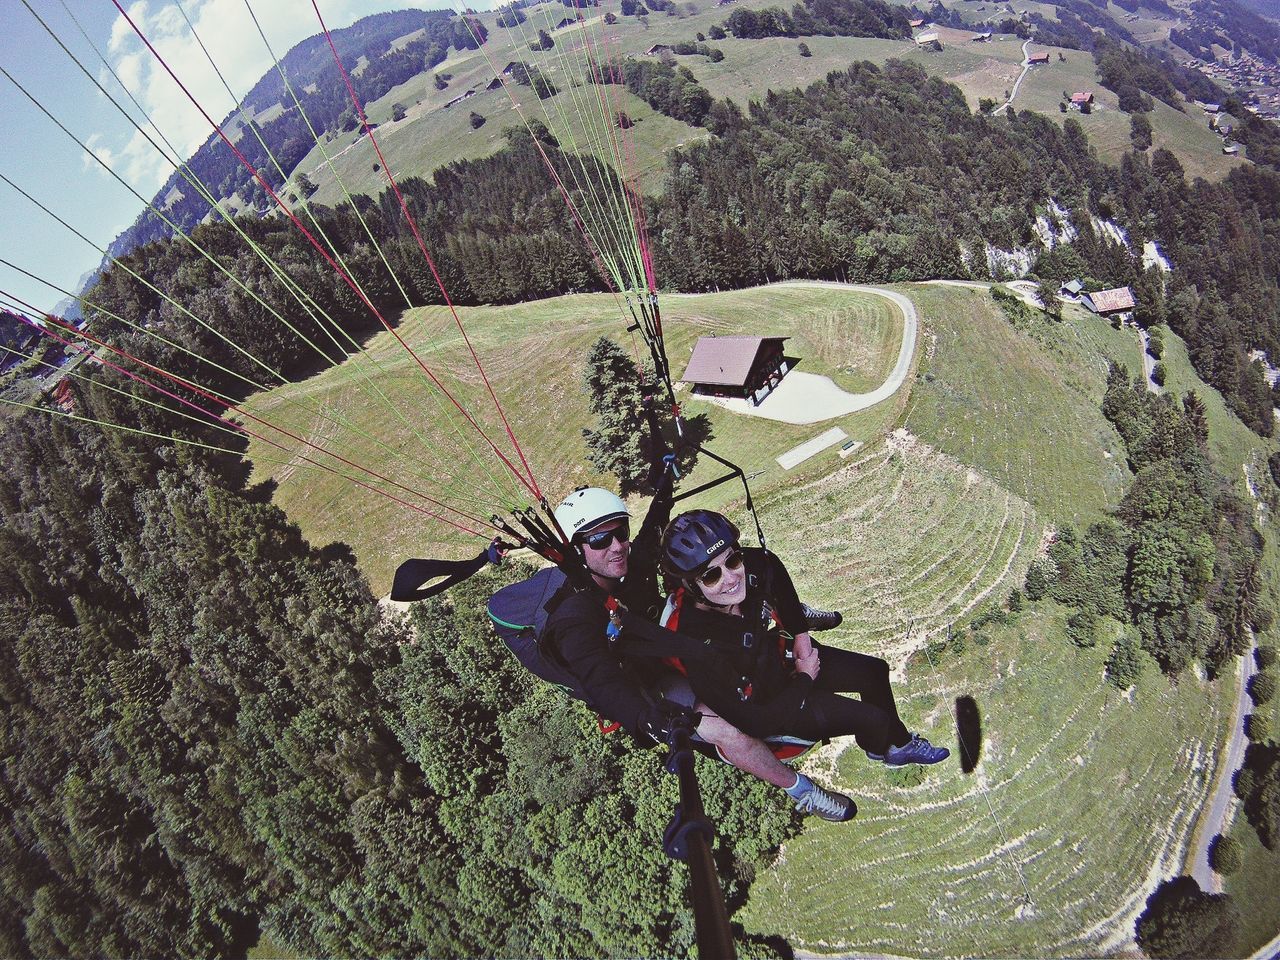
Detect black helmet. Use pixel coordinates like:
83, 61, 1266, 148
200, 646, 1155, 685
661, 510, 740, 579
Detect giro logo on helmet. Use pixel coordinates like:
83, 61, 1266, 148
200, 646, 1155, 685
706, 539, 725, 555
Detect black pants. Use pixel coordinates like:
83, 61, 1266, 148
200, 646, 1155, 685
716, 644, 912, 754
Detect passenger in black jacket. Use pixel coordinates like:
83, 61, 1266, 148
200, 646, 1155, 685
660, 510, 950, 767
544, 485, 858, 821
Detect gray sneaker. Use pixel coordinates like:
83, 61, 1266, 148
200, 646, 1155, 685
793, 782, 857, 822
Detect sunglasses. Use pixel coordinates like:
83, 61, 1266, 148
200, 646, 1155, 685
580, 521, 630, 550
697, 548, 744, 588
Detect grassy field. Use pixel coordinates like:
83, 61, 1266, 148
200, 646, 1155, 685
291, 0, 1244, 212
901, 285, 1138, 527
242, 284, 907, 592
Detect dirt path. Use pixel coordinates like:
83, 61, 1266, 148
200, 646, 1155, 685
1137, 328, 1160, 393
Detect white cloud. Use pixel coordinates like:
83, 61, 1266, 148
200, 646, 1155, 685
98, 0, 446, 201
108, 1, 151, 56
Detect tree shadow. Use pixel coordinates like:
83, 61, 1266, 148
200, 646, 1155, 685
674, 411, 715, 479
955, 695, 983, 774
643, 411, 714, 492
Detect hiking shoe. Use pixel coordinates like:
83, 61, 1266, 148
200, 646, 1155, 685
792, 782, 857, 822
801, 603, 843, 631
869, 734, 950, 767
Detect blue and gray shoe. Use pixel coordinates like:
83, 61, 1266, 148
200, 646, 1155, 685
868, 734, 950, 767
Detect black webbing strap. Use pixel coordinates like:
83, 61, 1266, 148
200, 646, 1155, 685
390, 551, 490, 602
615, 607, 720, 663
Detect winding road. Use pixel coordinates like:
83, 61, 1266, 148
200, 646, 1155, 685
993, 39, 1035, 117
1188, 640, 1259, 892
688, 281, 918, 425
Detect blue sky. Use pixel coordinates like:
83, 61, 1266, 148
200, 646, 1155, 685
0, 1, 469, 316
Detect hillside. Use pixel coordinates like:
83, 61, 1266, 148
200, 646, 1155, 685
236, 275, 1279, 953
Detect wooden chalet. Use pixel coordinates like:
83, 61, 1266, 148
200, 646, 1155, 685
1026, 50, 1050, 64
680, 336, 790, 406
1070, 91, 1094, 106
1059, 278, 1084, 298
1081, 286, 1136, 316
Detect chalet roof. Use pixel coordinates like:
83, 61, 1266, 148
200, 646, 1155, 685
1085, 286, 1136, 313
1061, 278, 1084, 295
915, 31, 939, 44
1026, 49, 1050, 62
680, 336, 788, 387
1070, 91, 1093, 103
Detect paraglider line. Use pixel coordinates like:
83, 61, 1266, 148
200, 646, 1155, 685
110, 0, 541, 503
311, 0, 542, 500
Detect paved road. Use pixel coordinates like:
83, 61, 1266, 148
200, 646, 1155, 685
1137, 327, 1160, 393
993, 39, 1034, 116
693, 281, 918, 425
1189, 638, 1260, 892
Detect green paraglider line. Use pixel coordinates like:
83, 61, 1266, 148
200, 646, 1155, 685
5, 300, 494, 536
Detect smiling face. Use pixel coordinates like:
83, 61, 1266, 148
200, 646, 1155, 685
694, 547, 747, 607
579, 519, 631, 585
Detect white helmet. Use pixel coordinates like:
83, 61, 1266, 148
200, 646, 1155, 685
554, 487, 629, 543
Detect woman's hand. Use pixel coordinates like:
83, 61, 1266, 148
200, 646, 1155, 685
793, 631, 819, 679
795, 651, 820, 680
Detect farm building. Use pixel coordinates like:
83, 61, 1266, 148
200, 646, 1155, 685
1026, 50, 1050, 64
909, 17, 925, 27
1070, 91, 1094, 106
680, 336, 791, 405
971, 31, 992, 41
553, 17, 575, 29
1059, 278, 1084, 299
914, 32, 941, 50
645, 43, 672, 55
1081, 286, 1136, 316
443, 89, 477, 108
1223, 143, 1239, 155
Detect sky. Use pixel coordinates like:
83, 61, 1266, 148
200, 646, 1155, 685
0, 0, 478, 317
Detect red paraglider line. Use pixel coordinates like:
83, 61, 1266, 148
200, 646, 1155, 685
5, 295, 492, 536
109, 0, 541, 504
311, 0, 544, 501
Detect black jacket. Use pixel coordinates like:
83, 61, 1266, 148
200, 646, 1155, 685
670, 549, 815, 739
541, 478, 674, 741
